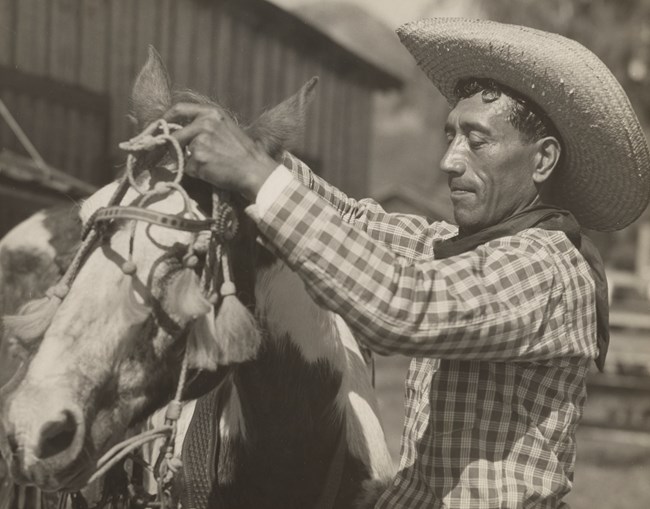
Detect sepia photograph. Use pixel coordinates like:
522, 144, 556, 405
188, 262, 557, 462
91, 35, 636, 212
0, 0, 649, 508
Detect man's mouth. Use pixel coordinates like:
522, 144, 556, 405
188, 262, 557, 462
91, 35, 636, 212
450, 187, 474, 198
449, 179, 474, 194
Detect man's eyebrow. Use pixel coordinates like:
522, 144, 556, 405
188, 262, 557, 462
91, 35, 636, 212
443, 119, 493, 136
460, 120, 493, 135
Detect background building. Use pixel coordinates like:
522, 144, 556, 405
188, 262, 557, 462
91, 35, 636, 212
0, 0, 402, 236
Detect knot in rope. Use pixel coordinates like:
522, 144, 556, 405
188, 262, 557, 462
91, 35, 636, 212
211, 200, 239, 242
118, 119, 185, 195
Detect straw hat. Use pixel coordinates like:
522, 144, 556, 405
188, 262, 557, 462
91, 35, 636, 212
397, 18, 650, 231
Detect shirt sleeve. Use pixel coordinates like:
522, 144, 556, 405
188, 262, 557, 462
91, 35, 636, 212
280, 152, 457, 261
246, 180, 594, 362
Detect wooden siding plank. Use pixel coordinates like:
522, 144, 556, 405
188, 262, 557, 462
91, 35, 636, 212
228, 16, 254, 120
48, 0, 81, 82
249, 30, 268, 116
134, 0, 159, 69
64, 108, 81, 177
347, 83, 371, 196
329, 75, 346, 192
192, 0, 214, 95
154, 0, 175, 68
0, 0, 17, 65
304, 57, 323, 164
0, 65, 109, 114
338, 82, 355, 195
212, 5, 233, 104
0, 65, 110, 180
48, 102, 66, 170
14, 93, 35, 159
31, 96, 48, 159
108, 0, 137, 159
84, 111, 111, 185
15, 0, 49, 74
291, 50, 311, 156
263, 30, 284, 109
253, 26, 282, 118
170, 0, 195, 90
317, 66, 336, 184
79, 0, 109, 91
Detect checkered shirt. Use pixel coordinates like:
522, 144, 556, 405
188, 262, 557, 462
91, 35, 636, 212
246, 153, 599, 508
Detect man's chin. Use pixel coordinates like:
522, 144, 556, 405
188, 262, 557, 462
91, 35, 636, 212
453, 211, 484, 235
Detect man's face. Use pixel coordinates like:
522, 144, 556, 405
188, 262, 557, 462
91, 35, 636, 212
442, 93, 539, 233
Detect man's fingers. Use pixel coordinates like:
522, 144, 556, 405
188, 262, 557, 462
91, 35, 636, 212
171, 121, 208, 147
163, 102, 216, 124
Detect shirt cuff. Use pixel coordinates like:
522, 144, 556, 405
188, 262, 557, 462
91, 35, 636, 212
255, 164, 293, 216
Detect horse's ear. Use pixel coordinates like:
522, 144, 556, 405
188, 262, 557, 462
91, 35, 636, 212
246, 77, 318, 159
131, 46, 172, 128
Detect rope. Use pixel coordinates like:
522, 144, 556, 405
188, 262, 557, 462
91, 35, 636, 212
86, 428, 174, 486
119, 119, 184, 195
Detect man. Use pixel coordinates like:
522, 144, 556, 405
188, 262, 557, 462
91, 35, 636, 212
166, 18, 650, 508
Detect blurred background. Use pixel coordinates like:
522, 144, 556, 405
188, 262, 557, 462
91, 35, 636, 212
0, 0, 648, 507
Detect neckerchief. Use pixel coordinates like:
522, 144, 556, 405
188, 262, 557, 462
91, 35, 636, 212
434, 205, 609, 371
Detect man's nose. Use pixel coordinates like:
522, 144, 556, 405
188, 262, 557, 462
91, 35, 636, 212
440, 142, 466, 176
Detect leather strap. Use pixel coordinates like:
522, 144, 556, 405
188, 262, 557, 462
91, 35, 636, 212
94, 206, 216, 233
181, 387, 222, 509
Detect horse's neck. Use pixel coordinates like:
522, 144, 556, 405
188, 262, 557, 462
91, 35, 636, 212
232, 259, 349, 433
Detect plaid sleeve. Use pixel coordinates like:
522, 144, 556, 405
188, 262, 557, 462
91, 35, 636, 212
247, 181, 597, 361
281, 152, 456, 261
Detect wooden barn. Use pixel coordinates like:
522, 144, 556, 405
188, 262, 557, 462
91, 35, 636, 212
0, 0, 402, 236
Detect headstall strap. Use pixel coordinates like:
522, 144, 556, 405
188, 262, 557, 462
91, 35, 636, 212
93, 206, 217, 233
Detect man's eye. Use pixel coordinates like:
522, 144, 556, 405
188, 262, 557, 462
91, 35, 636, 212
469, 137, 486, 149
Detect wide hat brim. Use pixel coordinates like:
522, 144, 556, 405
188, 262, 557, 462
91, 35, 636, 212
397, 18, 650, 231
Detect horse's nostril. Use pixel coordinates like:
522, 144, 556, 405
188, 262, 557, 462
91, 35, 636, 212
36, 410, 78, 460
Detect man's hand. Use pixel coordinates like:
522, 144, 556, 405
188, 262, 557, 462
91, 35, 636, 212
164, 103, 277, 201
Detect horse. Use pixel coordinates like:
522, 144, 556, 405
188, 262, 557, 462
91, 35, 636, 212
0, 48, 394, 508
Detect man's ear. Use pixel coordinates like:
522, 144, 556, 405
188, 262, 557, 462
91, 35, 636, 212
532, 136, 561, 185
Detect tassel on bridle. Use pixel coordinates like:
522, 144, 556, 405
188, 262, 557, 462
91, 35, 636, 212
186, 191, 262, 367
211, 243, 262, 364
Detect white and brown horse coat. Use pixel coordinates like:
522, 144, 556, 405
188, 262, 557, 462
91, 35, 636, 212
0, 204, 82, 509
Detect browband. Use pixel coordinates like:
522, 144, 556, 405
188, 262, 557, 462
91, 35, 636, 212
94, 206, 216, 232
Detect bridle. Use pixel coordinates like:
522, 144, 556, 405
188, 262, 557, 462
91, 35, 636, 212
7, 119, 240, 509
